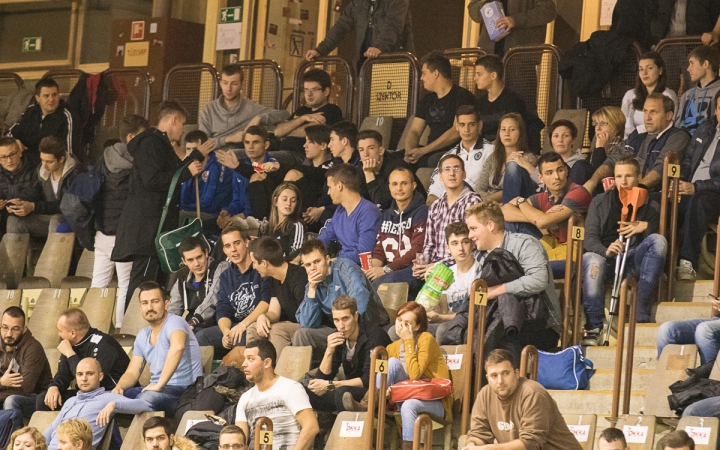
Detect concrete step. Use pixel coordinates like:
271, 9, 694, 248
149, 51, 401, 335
673, 280, 715, 302
585, 345, 657, 370
621, 323, 660, 347
654, 302, 713, 324
587, 368, 653, 391
550, 389, 646, 415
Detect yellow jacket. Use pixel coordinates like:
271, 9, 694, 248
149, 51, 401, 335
386, 331, 453, 420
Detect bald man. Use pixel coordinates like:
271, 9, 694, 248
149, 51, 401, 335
43, 358, 150, 450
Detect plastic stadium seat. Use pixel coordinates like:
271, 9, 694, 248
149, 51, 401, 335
0, 290, 21, 313
276, 346, 312, 382
118, 289, 144, 338
614, 415, 656, 450
562, 414, 597, 450
415, 168, 433, 193
325, 411, 369, 450
45, 348, 60, 377
120, 412, 164, 450
176, 410, 214, 437
27, 289, 70, 349
0, 233, 29, 289
28, 411, 59, 432
359, 116, 393, 150
28, 232, 75, 288
200, 346, 214, 375
81, 288, 116, 334
377, 283, 408, 322
644, 345, 699, 417
677, 416, 719, 450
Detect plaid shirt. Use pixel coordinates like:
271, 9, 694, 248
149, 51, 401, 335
423, 187, 482, 264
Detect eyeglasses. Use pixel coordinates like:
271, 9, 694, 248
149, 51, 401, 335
219, 444, 246, 449
0, 151, 19, 162
0, 326, 22, 334
441, 166, 463, 173
303, 87, 323, 95
592, 121, 609, 128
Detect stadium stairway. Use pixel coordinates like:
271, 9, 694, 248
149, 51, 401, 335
548, 279, 716, 447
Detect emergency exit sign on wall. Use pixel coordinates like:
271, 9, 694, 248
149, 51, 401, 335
220, 7, 242, 23
22, 37, 42, 52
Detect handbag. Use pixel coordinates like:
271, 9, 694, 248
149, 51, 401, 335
390, 378, 453, 403
155, 161, 208, 273
537, 345, 594, 390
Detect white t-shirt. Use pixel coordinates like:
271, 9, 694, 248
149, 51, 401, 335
51, 177, 60, 195
443, 258, 480, 312
427, 140, 494, 198
621, 87, 679, 138
236, 376, 312, 450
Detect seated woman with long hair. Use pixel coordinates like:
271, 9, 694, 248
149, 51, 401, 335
621, 51, 678, 139
584, 106, 629, 193
547, 119, 594, 186
7, 427, 46, 450
477, 113, 538, 204
346, 301, 452, 450
260, 182, 305, 263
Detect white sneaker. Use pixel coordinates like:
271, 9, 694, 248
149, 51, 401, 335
677, 259, 697, 281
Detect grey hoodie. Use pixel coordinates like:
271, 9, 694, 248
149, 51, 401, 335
199, 97, 290, 149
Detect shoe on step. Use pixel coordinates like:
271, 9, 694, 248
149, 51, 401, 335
677, 259, 697, 281
581, 328, 601, 346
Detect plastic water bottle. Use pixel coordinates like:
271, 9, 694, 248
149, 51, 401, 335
415, 263, 454, 311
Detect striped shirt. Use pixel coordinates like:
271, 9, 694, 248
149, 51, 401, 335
423, 188, 482, 265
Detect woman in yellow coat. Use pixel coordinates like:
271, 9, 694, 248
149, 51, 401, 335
385, 301, 453, 449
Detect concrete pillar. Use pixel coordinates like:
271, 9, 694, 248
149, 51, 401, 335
152, 0, 172, 18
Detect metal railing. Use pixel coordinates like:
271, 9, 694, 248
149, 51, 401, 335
163, 63, 220, 125
292, 57, 355, 119
561, 214, 586, 347
503, 45, 563, 132
237, 59, 284, 110
659, 152, 681, 303
365, 346, 389, 450
357, 52, 421, 149
461, 278, 488, 435
412, 414, 434, 450
611, 278, 638, 424
254, 416, 273, 450
0, 71, 24, 103
655, 36, 704, 96
520, 345, 539, 380
444, 48, 485, 93
102, 69, 151, 123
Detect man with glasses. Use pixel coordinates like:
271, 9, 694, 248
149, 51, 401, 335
0, 306, 52, 406
376, 153, 482, 296
236, 339, 318, 450
219, 425, 247, 450
274, 69, 344, 159
0, 137, 43, 236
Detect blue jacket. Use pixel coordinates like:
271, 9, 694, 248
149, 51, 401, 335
681, 116, 720, 194
44, 387, 150, 450
296, 258, 390, 328
318, 197, 381, 264
216, 263, 270, 324
180, 152, 233, 215
223, 152, 277, 217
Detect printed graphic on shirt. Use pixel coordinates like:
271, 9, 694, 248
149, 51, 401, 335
497, 421, 515, 431
378, 217, 416, 262
229, 282, 260, 321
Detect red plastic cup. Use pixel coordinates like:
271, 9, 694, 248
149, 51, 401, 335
601, 177, 615, 192
359, 252, 371, 270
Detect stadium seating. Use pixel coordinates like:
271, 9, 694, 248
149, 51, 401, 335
377, 283, 409, 323
119, 412, 164, 450
275, 345, 312, 382
23, 232, 75, 288
0, 233, 29, 289
175, 410, 214, 438
27, 288, 70, 348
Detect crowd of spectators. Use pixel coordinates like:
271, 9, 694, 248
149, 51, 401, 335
1, 0, 719, 448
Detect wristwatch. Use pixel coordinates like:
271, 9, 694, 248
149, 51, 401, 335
383, 266, 392, 274
327, 381, 335, 392
516, 197, 527, 206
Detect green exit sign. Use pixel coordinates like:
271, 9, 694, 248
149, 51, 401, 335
220, 7, 242, 23
22, 37, 42, 52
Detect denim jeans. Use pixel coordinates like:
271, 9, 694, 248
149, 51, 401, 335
124, 385, 186, 416
582, 233, 667, 330
4, 394, 37, 418
683, 396, 720, 418
502, 162, 538, 205
380, 358, 445, 441
657, 318, 720, 365
679, 190, 720, 270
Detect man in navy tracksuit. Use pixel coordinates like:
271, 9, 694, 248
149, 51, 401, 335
195, 226, 269, 356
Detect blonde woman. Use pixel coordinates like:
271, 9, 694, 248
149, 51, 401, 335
584, 106, 629, 193
54, 419, 92, 450
7, 427, 46, 450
